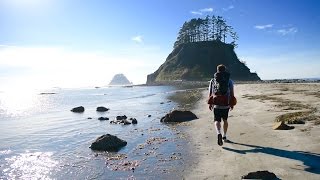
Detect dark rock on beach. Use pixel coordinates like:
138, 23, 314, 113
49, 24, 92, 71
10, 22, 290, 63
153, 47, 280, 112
110, 119, 131, 125
241, 170, 279, 180
272, 121, 294, 130
90, 134, 127, 151
98, 117, 109, 120
116, 115, 127, 120
160, 110, 198, 123
71, 106, 85, 113
96, 106, 109, 112
130, 118, 138, 124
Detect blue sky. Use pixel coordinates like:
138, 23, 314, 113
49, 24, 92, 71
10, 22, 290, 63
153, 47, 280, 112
0, 0, 320, 89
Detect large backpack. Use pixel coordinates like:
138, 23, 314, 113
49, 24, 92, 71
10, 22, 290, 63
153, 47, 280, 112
213, 71, 230, 95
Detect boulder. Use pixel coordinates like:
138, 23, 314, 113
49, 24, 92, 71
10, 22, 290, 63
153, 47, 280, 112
160, 110, 198, 122
241, 170, 279, 180
116, 115, 127, 120
120, 119, 131, 125
110, 119, 131, 125
130, 118, 138, 124
98, 117, 109, 120
96, 106, 109, 112
90, 134, 127, 151
71, 106, 85, 113
272, 122, 294, 130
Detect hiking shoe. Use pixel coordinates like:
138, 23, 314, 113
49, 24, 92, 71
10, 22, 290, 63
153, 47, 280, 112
217, 134, 223, 146
223, 136, 229, 143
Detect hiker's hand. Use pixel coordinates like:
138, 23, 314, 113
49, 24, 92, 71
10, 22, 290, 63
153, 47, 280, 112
230, 106, 234, 111
209, 105, 213, 111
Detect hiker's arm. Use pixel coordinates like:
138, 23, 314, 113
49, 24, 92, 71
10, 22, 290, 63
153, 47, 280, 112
208, 80, 213, 97
230, 80, 234, 110
230, 80, 234, 97
208, 80, 213, 110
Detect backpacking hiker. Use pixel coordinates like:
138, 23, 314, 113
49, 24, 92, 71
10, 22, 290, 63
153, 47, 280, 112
208, 64, 235, 146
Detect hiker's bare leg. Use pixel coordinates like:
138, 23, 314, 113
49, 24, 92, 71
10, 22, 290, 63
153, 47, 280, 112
223, 119, 228, 136
215, 121, 222, 134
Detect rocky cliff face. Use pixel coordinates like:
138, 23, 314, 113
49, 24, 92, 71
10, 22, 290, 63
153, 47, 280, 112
109, 74, 132, 85
147, 41, 260, 84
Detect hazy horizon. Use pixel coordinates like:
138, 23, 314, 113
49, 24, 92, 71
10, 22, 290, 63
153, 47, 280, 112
1, 0, 320, 89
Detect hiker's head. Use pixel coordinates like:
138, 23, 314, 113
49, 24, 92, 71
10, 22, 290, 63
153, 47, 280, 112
217, 64, 226, 72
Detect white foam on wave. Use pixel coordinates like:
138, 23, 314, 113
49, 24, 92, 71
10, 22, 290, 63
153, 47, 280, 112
0, 150, 12, 155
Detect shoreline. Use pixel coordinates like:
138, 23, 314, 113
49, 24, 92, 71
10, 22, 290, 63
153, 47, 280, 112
179, 83, 320, 179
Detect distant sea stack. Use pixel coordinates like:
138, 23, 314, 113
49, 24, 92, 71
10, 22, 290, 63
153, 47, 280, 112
146, 16, 260, 84
109, 74, 132, 85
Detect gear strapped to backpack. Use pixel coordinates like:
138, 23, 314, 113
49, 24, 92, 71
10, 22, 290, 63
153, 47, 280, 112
208, 71, 235, 106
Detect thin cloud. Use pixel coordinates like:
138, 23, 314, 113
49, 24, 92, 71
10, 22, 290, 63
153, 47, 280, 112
277, 27, 298, 36
190, 11, 203, 15
190, 7, 213, 15
200, 8, 213, 12
131, 35, 143, 43
254, 24, 274, 30
223, 5, 234, 11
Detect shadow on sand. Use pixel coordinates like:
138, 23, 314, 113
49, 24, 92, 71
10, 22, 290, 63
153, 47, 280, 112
222, 141, 320, 174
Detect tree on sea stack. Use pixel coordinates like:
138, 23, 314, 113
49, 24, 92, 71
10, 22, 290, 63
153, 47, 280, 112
173, 15, 238, 48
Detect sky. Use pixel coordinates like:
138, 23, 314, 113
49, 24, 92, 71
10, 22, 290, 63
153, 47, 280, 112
0, 0, 320, 89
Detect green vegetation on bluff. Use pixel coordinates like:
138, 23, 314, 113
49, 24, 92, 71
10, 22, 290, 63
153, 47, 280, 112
174, 15, 238, 48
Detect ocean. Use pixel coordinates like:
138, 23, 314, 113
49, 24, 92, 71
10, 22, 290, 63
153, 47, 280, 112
0, 86, 191, 179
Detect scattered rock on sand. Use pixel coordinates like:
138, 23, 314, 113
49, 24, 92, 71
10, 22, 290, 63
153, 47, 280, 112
129, 118, 138, 124
110, 119, 131, 125
272, 121, 294, 130
160, 110, 197, 122
148, 115, 152, 117
90, 134, 127, 151
96, 106, 109, 112
71, 106, 85, 113
98, 117, 109, 120
241, 170, 279, 180
121, 119, 131, 125
116, 115, 127, 120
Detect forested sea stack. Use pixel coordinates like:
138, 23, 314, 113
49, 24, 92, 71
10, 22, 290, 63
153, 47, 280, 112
147, 15, 260, 84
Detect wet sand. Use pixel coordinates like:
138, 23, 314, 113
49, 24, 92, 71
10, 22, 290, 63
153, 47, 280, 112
183, 83, 320, 180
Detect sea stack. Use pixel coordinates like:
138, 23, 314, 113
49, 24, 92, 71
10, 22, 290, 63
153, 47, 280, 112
109, 74, 132, 85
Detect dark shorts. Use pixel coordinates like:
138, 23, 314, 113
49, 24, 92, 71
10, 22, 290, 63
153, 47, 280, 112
213, 108, 229, 122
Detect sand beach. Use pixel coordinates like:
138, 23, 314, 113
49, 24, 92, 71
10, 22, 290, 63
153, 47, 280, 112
183, 83, 320, 180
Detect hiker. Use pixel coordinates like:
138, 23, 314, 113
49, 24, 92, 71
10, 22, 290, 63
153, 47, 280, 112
208, 64, 234, 146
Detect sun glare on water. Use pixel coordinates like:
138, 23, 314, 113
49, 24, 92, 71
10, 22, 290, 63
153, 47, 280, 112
0, 88, 41, 116
3, 151, 58, 179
